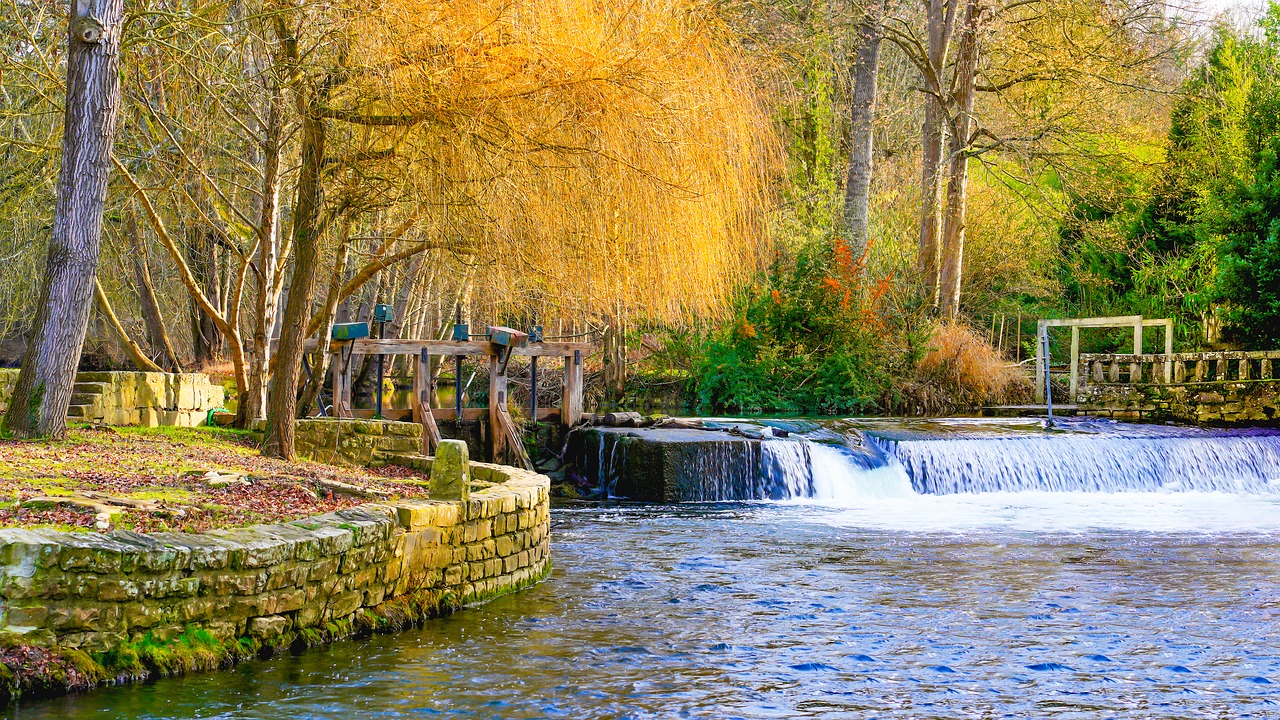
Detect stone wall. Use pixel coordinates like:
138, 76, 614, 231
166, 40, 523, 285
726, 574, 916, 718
1079, 380, 1280, 424
0, 369, 14, 417
294, 419, 424, 467
0, 461, 549, 667
0, 370, 224, 427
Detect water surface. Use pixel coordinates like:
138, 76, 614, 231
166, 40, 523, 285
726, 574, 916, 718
12, 500, 1280, 719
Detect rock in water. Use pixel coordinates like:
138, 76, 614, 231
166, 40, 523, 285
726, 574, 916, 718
431, 440, 472, 501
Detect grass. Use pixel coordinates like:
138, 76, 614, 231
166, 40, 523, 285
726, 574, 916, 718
0, 425, 429, 533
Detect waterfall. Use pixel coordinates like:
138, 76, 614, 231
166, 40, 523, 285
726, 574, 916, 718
869, 431, 1280, 495
587, 420, 1280, 503
759, 440, 811, 499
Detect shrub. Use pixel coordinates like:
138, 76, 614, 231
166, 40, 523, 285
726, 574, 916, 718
893, 322, 1031, 414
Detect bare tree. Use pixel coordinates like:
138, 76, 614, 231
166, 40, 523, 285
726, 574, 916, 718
3, 0, 125, 438
843, 0, 888, 261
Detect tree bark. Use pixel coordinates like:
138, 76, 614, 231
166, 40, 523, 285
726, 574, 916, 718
297, 219, 353, 417
189, 225, 224, 367
938, 0, 983, 319
3, 0, 125, 439
241, 89, 285, 427
918, 0, 959, 310
93, 280, 164, 372
264, 37, 327, 459
125, 210, 182, 371
843, 0, 885, 261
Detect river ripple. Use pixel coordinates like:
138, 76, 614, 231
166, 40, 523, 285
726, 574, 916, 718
11, 502, 1280, 719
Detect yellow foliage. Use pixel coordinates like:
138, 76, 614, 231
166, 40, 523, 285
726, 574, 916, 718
330, 0, 778, 322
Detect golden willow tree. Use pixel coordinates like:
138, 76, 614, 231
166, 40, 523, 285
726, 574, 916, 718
262, 0, 776, 457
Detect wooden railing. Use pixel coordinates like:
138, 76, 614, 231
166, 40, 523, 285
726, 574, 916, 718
1078, 351, 1280, 386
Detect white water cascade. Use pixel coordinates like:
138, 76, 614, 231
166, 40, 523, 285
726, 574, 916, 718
868, 429, 1280, 495
755, 421, 1280, 501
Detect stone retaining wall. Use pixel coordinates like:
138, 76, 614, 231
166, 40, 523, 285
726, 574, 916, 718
1078, 381, 1280, 424
0, 370, 224, 427
0, 369, 13, 417
294, 419, 423, 467
0, 461, 550, 695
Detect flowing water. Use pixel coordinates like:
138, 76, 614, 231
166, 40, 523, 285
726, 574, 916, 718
11, 418, 1280, 719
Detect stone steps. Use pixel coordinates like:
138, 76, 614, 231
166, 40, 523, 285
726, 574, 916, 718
71, 381, 109, 395
66, 404, 91, 418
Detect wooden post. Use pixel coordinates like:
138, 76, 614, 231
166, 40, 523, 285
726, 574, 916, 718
1163, 320, 1174, 383
331, 348, 342, 417
415, 350, 441, 455
563, 350, 584, 427
1131, 320, 1144, 383
331, 343, 353, 418
1034, 322, 1047, 403
489, 354, 508, 462
1069, 326, 1080, 402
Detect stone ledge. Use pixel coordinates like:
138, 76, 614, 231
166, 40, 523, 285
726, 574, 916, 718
0, 459, 551, 703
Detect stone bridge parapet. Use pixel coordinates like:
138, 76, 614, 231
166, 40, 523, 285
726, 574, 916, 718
1077, 350, 1280, 424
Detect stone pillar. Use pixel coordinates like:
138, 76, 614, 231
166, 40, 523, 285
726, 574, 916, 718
430, 439, 471, 502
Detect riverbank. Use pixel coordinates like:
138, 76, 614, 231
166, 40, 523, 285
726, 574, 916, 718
12, 502, 1280, 718
0, 428, 551, 704
0, 426, 432, 533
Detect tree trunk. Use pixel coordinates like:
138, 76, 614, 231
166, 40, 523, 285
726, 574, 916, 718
264, 89, 326, 459
938, 0, 983, 319
93, 280, 163, 372
843, 0, 885, 261
918, 0, 959, 310
2, 0, 125, 439
189, 226, 223, 367
241, 89, 285, 428
298, 221, 353, 417
125, 210, 182, 371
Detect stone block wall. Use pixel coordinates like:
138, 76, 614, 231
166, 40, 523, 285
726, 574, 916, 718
0, 371, 224, 427
0, 463, 550, 658
1079, 381, 1280, 424
0, 369, 14, 416
294, 419, 423, 467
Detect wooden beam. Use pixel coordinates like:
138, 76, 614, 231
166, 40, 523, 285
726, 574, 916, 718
304, 338, 591, 357
1035, 322, 1047, 403
431, 408, 488, 422
1069, 326, 1080, 402
489, 355, 508, 462
415, 351, 441, 455
563, 350, 584, 427
1040, 315, 1144, 328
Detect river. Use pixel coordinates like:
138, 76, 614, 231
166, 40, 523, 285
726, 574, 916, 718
12, 490, 1280, 719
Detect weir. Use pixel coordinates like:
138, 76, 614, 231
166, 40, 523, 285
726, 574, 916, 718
576, 419, 1280, 502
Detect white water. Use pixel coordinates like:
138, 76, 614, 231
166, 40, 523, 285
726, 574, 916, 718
871, 434, 1280, 494
755, 421, 1280, 532
807, 443, 913, 502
